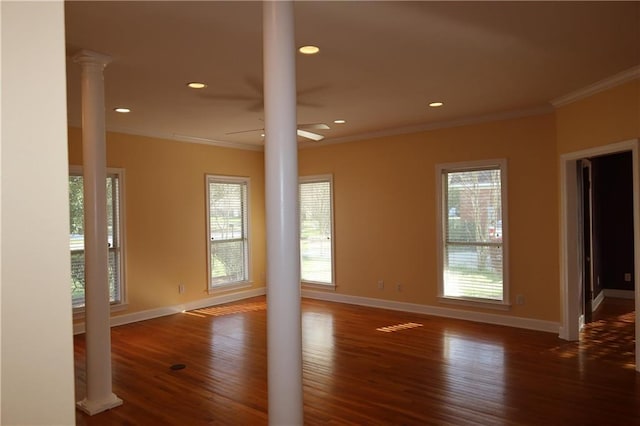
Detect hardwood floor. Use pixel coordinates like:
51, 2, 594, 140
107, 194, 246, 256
75, 297, 640, 425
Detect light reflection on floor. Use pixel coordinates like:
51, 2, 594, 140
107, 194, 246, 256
186, 301, 267, 317
182, 301, 269, 371
443, 331, 506, 414
549, 310, 636, 369
376, 322, 423, 333
302, 311, 335, 377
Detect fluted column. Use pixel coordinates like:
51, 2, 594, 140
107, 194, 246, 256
73, 49, 123, 415
263, 2, 304, 424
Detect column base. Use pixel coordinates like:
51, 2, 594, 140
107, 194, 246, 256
76, 393, 123, 415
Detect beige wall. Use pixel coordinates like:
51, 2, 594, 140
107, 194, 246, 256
68, 129, 266, 315
1, 1, 76, 424
67, 79, 638, 328
556, 80, 640, 154
300, 113, 560, 322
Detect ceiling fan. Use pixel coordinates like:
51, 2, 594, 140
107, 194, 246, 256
226, 122, 330, 142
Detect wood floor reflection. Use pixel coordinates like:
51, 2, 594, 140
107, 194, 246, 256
550, 297, 636, 369
75, 297, 640, 425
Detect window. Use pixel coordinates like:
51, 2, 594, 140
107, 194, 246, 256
69, 167, 124, 309
300, 175, 334, 286
437, 160, 508, 306
206, 175, 250, 289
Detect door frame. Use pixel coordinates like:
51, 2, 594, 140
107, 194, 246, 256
577, 159, 594, 326
559, 138, 639, 372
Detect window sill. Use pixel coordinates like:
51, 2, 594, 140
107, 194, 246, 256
208, 281, 252, 295
73, 302, 129, 319
301, 281, 336, 291
438, 296, 511, 311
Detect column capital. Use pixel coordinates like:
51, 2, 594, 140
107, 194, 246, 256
72, 49, 112, 68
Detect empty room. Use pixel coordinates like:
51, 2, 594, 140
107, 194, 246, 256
2, 1, 640, 425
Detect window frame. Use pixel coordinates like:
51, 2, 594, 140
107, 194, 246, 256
69, 165, 127, 313
205, 174, 251, 292
436, 159, 510, 309
299, 174, 335, 289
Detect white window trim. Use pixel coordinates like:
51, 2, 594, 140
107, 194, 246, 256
206, 174, 252, 293
300, 174, 336, 289
435, 159, 510, 309
69, 165, 127, 313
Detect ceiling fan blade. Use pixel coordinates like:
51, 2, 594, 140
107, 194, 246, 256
225, 128, 263, 135
297, 129, 324, 141
227, 123, 327, 141
298, 123, 330, 130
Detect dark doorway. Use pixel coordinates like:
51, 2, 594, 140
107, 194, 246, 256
580, 151, 635, 332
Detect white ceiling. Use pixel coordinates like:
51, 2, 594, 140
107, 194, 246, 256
64, 1, 640, 149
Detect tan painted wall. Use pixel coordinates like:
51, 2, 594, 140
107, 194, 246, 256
67, 79, 638, 326
299, 113, 560, 322
68, 128, 266, 315
1, 1, 76, 423
556, 80, 640, 154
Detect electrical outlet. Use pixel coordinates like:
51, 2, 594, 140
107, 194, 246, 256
624, 273, 632, 282
516, 294, 525, 305
396, 283, 402, 292
377, 280, 384, 290
178, 284, 185, 294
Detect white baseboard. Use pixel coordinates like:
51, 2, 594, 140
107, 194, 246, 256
73, 287, 266, 335
302, 289, 560, 334
558, 326, 568, 341
592, 290, 605, 312
74, 287, 562, 335
603, 289, 635, 299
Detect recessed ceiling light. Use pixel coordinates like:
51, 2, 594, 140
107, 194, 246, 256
114, 107, 131, 113
429, 102, 444, 108
187, 82, 207, 89
334, 119, 346, 124
298, 45, 320, 55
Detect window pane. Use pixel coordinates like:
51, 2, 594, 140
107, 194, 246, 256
210, 240, 246, 284
442, 165, 504, 302
69, 173, 122, 308
70, 251, 85, 307
444, 245, 503, 300
300, 180, 332, 284
208, 178, 248, 287
69, 175, 85, 308
447, 169, 502, 243
108, 249, 119, 301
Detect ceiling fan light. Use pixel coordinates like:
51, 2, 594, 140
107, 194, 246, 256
334, 119, 346, 124
114, 107, 131, 113
429, 101, 444, 108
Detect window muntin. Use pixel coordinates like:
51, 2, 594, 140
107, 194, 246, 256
69, 168, 124, 309
438, 160, 508, 305
206, 175, 250, 288
299, 175, 334, 286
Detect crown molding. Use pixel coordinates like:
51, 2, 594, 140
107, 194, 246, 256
69, 65, 639, 152
66, 120, 263, 152
551, 65, 640, 108
168, 132, 263, 151
302, 105, 554, 149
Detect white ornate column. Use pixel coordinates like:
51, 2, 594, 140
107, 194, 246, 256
73, 49, 123, 415
263, 1, 304, 424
